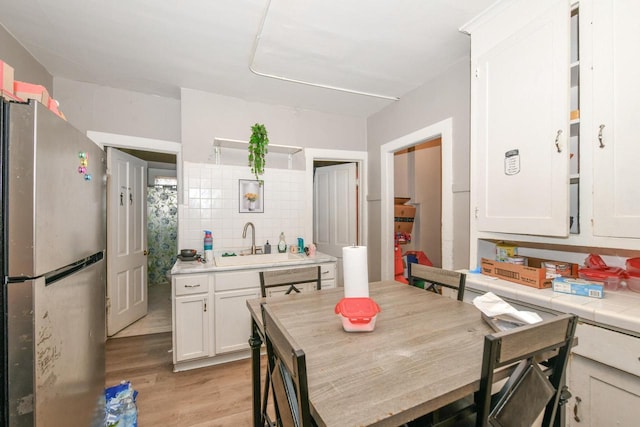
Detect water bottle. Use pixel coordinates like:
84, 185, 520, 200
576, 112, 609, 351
121, 397, 137, 427
204, 230, 213, 264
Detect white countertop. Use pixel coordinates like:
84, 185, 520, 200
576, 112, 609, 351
170, 251, 337, 275
465, 271, 640, 336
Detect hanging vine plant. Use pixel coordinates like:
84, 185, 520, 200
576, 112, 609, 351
248, 123, 269, 184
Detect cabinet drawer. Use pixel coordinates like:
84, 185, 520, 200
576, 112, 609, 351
319, 263, 336, 280
215, 270, 261, 291
573, 322, 640, 377
174, 274, 209, 296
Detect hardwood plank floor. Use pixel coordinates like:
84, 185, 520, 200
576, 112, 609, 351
111, 284, 172, 339
106, 332, 263, 426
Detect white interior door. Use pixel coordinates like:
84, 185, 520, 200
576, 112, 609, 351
106, 148, 148, 336
314, 163, 357, 286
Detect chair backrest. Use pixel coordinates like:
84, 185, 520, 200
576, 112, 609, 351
408, 263, 466, 301
260, 266, 321, 298
476, 313, 578, 427
261, 302, 313, 427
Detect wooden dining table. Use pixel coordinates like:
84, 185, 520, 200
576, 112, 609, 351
246, 280, 494, 427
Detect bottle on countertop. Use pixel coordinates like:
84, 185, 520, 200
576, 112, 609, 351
264, 240, 271, 254
277, 232, 287, 253
204, 230, 213, 264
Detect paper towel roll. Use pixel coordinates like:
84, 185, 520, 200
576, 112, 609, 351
343, 246, 369, 297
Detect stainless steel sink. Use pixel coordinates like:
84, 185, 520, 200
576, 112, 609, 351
214, 252, 305, 267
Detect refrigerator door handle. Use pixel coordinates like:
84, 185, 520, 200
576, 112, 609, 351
44, 251, 104, 286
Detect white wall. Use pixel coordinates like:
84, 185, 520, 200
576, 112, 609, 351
367, 57, 472, 280
180, 88, 366, 164
53, 77, 181, 142
0, 25, 53, 95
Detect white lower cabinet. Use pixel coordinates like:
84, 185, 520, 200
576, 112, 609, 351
172, 273, 212, 364
172, 258, 337, 370
569, 354, 640, 426
567, 322, 640, 426
214, 287, 261, 354
174, 294, 210, 362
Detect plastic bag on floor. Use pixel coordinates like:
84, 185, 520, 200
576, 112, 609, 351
105, 380, 138, 426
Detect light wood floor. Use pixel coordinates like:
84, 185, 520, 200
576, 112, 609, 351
112, 283, 172, 338
106, 332, 263, 426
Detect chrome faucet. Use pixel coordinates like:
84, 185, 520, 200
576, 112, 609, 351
242, 222, 257, 255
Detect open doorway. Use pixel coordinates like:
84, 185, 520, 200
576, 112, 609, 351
305, 149, 368, 287
380, 118, 455, 280
87, 132, 181, 338
394, 137, 442, 268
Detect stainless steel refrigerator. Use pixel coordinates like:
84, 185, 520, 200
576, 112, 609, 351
1, 99, 106, 426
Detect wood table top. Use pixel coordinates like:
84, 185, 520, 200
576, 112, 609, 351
246, 280, 493, 427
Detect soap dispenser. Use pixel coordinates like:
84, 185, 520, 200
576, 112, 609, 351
277, 232, 287, 253
264, 241, 271, 254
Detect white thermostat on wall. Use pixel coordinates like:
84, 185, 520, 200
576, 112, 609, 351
504, 149, 520, 175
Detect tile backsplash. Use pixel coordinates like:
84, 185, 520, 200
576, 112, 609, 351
179, 161, 307, 254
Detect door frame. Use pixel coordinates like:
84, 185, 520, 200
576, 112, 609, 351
87, 131, 182, 202
380, 118, 454, 279
304, 149, 368, 249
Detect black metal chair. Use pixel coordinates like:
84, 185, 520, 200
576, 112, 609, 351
429, 313, 578, 427
407, 263, 466, 301
261, 302, 315, 427
258, 266, 321, 426
259, 266, 321, 298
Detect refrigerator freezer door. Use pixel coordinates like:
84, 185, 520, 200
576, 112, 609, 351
8, 259, 106, 426
7, 101, 106, 278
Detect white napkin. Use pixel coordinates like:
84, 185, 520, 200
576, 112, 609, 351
472, 292, 543, 325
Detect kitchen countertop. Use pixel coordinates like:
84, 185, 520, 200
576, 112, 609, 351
170, 251, 337, 275
465, 271, 640, 336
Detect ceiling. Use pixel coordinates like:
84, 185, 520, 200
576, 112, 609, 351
0, 0, 495, 118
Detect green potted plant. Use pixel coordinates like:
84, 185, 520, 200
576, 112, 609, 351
248, 123, 269, 184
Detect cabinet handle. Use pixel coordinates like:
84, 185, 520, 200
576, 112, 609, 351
554, 129, 563, 153
185, 284, 201, 288
573, 396, 582, 422
204, 301, 207, 312
598, 124, 606, 148
322, 270, 330, 275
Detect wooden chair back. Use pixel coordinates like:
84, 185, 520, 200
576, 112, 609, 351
408, 263, 466, 301
476, 313, 578, 427
261, 302, 313, 427
260, 266, 321, 298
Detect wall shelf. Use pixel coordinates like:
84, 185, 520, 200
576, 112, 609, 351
212, 137, 303, 168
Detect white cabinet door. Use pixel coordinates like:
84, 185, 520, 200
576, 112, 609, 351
591, 0, 640, 238
214, 288, 261, 354
568, 354, 640, 426
472, 0, 570, 236
174, 294, 210, 362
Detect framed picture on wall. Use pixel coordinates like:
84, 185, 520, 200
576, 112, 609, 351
239, 179, 264, 213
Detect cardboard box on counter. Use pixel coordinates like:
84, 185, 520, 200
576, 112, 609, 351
394, 204, 415, 234
481, 258, 552, 289
14, 81, 50, 106
552, 277, 604, 299
495, 241, 518, 262
481, 257, 579, 289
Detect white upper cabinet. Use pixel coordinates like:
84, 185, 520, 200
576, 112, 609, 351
464, 0, 571, 236
590, 0, 640, 238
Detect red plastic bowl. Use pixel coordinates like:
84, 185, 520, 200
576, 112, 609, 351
626, 258, 640, 274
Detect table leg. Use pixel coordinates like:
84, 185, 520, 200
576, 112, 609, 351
249, 319, 263, 427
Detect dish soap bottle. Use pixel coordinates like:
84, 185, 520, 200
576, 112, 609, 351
277, 232, 287, 253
